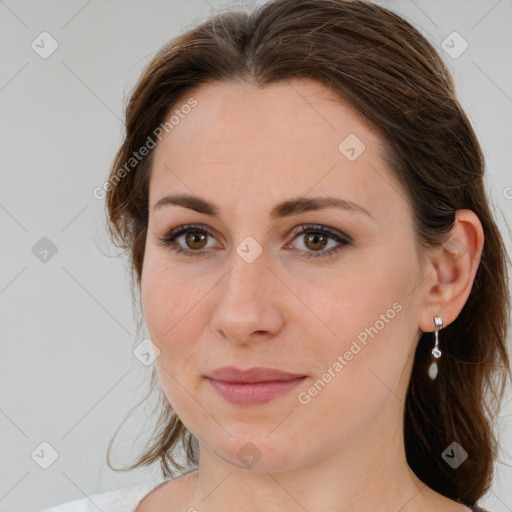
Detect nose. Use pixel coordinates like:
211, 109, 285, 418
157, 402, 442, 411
210, 251, 285, 345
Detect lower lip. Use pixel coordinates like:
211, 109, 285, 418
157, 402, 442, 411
207, 377, 306, 406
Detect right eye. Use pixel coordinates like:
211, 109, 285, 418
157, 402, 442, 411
156, 224, 220, 256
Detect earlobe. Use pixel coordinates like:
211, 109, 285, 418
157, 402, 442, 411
418, 209, 484, 333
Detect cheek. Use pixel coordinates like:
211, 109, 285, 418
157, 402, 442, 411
141, 247, 193, 326
140, 256, 217, 386
301, 249, 415, 379
140, 266, 204, 406
296, 269, 390, 350
141, 259, 192, 354
141, 278, 209, 430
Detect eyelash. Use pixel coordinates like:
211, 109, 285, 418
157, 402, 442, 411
156, 223, 351, 260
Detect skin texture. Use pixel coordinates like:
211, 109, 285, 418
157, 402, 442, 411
138, 78, 484, 512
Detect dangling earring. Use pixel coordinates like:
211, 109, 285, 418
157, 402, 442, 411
428, 315, 443, 380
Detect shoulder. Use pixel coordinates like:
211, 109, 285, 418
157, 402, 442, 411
137, 469, 198, 511
40, 480, 170, 512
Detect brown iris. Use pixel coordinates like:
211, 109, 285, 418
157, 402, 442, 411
185, 231, 208, 250
303, 233, 328, 251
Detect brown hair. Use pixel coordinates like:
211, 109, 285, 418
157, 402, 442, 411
104, 0, 511, 507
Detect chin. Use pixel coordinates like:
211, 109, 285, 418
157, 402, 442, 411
206, 432, 309, 473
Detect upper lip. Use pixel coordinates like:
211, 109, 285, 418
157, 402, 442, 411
206, 366, 306, 383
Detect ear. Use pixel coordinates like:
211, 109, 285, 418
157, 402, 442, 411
418, 209, 484, 333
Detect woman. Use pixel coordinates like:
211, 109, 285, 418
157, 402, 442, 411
43, 0, 510, 510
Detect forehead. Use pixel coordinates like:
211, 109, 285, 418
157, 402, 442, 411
149, 78, 409, 224
154, 78, 380, 157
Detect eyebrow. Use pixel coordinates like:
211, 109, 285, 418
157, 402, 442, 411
153, 193, 374, 220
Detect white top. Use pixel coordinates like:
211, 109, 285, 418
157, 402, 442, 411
40, 476, 480, 511
40, 478, 172, 511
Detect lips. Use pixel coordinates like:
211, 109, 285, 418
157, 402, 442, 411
206, 366, 306, 383
205, 366, 307, 406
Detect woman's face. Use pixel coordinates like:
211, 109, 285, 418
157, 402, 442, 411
141, 78, 428, 471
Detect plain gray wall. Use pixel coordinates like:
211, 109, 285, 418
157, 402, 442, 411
1, 0, 511, 510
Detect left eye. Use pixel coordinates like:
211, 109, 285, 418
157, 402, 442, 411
156, 223, 351, 259
286, 224, 350, 259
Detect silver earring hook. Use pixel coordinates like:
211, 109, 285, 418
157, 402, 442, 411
428, 315, 443, 380
432, 315, 443, 359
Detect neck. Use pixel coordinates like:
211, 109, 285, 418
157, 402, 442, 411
186, 399, 437, 512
